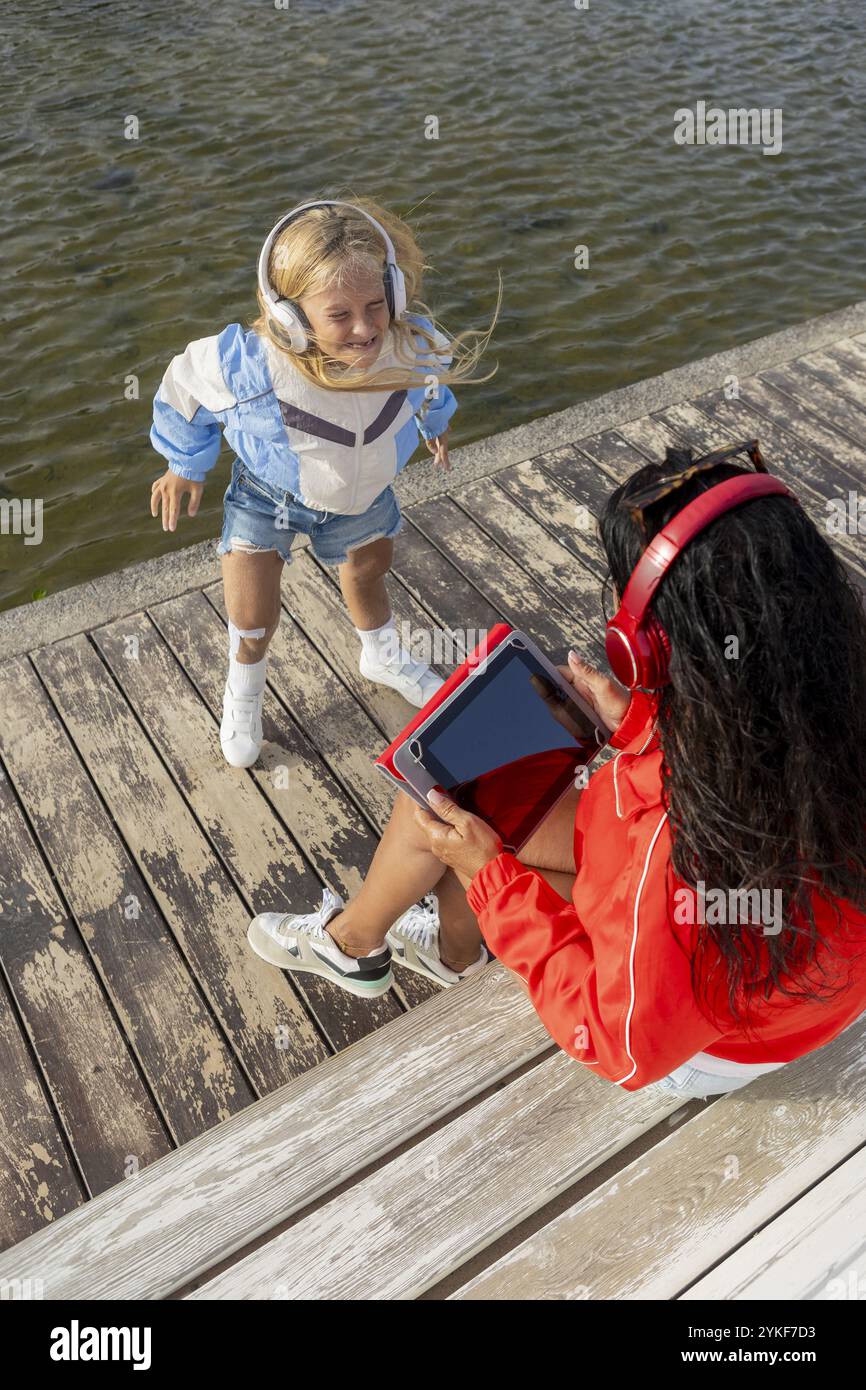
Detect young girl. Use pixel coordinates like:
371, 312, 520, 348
247, 443, 866, 1100
149, 196, 496, 766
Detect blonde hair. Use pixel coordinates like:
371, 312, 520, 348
249, 192, 501, 394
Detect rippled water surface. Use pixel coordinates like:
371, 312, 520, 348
2, 0, 865, 610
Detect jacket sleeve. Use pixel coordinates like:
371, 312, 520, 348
607, 688, 659, 749
466, 851, 599, 1059
466, 849, 725, 1090
406, 314, 458, 441
149, 332, 234, 482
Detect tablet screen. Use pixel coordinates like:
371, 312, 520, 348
412, 645, 605, 850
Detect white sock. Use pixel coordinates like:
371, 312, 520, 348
229, 654, 267, 694
356, 614, 400, 667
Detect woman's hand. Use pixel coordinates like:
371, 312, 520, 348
151, 469, 204, 533
424, 428, 450, 471
559, 651, 631, 733
413, 789, 503, 880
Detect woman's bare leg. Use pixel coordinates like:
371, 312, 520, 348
326, 791, 449, 954
327, 784, 583, 974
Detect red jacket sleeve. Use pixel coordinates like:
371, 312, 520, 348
466, 852, 601, 1064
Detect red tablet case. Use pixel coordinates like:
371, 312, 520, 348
373, 622, 514, 790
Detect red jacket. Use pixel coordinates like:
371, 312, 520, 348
466, 689, 866, 1089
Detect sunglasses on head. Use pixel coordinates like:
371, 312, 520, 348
627, 440, 765, 539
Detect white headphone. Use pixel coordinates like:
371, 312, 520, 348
257, 199, 408, 351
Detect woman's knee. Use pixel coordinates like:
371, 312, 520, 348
518, 785, 581, 874
390, 789, 439, 851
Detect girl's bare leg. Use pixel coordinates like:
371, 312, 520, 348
337, 536, 394, 630
220, 548, 284, 661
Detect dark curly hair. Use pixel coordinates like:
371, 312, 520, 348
599, 447, 866, 1035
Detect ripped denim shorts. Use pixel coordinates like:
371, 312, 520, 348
217, 458, 403, 567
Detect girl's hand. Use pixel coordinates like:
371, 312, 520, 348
425, 428, 451, 471
413, 789, 502, 880
559, 651, 631, 733
151, 470, 204, 533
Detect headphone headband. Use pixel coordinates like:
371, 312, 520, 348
257, 199, 407, 350
606, 472, 796, 691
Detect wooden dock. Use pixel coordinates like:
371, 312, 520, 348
1, 303, 866, 1298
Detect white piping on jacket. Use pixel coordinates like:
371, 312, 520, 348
612, 809, 670, 1085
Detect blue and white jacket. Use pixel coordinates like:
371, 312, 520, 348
150, 313, 457, 515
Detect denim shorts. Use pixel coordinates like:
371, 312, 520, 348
217, 458, 403, 567
646, 1060, 782, 1100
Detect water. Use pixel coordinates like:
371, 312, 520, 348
2, 0, 864, 612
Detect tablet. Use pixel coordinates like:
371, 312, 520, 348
377, 627, 610, 855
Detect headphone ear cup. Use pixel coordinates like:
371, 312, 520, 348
605, 624, 639, 689
268, 299, 308, 352
643, 614, 672, 688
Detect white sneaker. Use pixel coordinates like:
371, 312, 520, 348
220, 679, 264, 767
247, 887, 394, 998
359, 647, 445, 708
385, 892, 490, 987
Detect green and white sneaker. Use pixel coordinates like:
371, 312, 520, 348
385, 892, 490, 987
247, 887, 393, 998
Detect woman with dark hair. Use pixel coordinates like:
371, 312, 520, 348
248, 443, 866, 1100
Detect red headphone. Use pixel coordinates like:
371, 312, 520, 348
605, 470, 795, 691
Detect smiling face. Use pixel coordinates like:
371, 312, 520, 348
298, 267, 390, 366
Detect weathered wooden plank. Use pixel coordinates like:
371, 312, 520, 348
532, 442, 624, 522
450, 1016, 866, 1300
823, 337, 866, 383
406, 497, 606, 667
0, 958, 84, 1252
795, 347, 866, 409
0, 748, 171, 1198
0, 655, 253, 1145
617, 414, 683, 463
149, 589, 437, 1013
0, 965, 555, 1299
489, 457, 608, 581
682, 1147, 866, 1300
737, 375, 866, 486
453, 474, 605, 626
187, 1050, 682, 1300
386, 512, 504, 650
761, 358, 866, 450
93, 612, 407, 1048
31, 636, 330, 1092
570, 429, 653, 484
